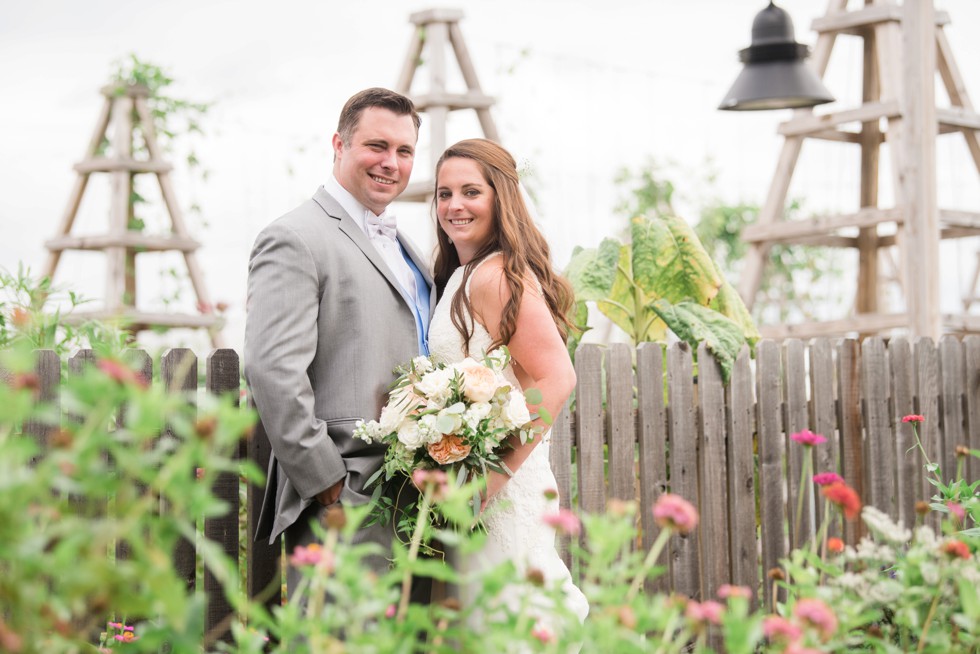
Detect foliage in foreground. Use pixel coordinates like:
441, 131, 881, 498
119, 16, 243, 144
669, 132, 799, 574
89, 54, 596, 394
2, 289, 979, 652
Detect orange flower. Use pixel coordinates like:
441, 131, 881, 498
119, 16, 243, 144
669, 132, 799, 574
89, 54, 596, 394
821, 482, 862, 520
427, 433, 471, 465
942, 539, 971, 560
827, 537, 845, 554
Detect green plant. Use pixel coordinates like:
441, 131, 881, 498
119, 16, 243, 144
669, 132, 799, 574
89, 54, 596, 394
564, 213, 758, 382
0, 321, 257, 652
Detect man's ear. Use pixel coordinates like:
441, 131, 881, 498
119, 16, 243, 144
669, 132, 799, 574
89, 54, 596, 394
331, 132, 345, 159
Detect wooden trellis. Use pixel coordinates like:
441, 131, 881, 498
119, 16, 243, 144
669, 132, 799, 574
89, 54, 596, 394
43, 83, 224, 347
739, 0, 980, 340
394, 8, 500, 203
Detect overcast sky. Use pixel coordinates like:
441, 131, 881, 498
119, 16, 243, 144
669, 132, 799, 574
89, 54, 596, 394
2, 0, 979, 352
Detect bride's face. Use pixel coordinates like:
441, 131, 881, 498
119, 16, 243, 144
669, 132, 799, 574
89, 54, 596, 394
436, 157, 496, 264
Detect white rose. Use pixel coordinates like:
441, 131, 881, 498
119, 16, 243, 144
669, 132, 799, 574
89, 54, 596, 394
458, 358, 499, 403
396, 420, 426, 450
414, 367, 454, 406
501, 390, 532, 429
379, 400, 407, 434
463, 402, 492, 428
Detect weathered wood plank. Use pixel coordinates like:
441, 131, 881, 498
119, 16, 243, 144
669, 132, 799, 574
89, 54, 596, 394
914, 338, 941, 530
783, 339, 812, 549
636, 342, 667, 593
756, 340, 785, 609
964, 336, 980, 482
162, 348, 198, 590
939, 335, 966, 479
808, 338, 837, 533
837, 340, 865, 543
862, 338, 895, 518
204, 349, 241, 643
550, 400, 574, 568
727, 346, 757, 606
115, 350, 152, 563
888, 338, 918, 528
697, 343, 729, 599
246, 406, 279, 610
575, 345, 605, 516
666, 342, 699, 599
25, 350, 60, 450
606, 343, 635, 504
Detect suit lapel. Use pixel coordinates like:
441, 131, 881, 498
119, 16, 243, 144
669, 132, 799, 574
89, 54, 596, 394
312, 187, 415, 309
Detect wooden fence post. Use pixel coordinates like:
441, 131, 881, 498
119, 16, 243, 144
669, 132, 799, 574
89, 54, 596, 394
636, 342, 667, 593
727, 345, 758, 605
697, 342, 730, 600
756, 340, 785, 608
204, 349, 241, 643
162, 348, 198, 590
666, 342, 699, 599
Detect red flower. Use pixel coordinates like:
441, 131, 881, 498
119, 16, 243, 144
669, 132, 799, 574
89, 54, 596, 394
97, 359, 148, 388
812, 472, 844, 486
653, 493, 699, 535
827, 537, 845, 554
942, 539, 971, 560
902, 414, 925, 424
821, 482, 862, 520
790, 430, 827, 446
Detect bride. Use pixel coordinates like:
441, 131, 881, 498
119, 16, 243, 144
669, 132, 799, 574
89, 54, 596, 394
427, 138, 589, 631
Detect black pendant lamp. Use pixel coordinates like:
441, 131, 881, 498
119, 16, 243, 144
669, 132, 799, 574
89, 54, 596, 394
718, 1, 834, 111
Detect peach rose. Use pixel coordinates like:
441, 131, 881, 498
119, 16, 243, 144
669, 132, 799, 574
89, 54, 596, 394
427, 433, 471, 465
458, 358, 499, 403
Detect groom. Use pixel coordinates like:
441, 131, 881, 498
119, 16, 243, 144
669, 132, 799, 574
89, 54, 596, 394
244, 87, 433, 597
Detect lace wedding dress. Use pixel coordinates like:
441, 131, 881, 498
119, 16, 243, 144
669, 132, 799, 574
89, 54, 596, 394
427, 254, 589, 631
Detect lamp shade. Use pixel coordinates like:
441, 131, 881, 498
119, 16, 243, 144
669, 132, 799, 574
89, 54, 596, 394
718, 1, 834, 111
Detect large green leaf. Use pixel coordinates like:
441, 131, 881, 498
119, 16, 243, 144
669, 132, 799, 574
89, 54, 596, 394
596, 243, 638, 340
631, 214, 721, 306
709, 281, 761, 345
563, 239, 621, 302
650, 298, 746, 383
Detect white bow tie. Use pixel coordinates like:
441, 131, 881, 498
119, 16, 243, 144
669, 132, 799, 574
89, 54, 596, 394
366, 211, 397, 241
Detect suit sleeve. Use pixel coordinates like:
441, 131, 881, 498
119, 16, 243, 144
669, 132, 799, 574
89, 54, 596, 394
244, 222, 346, 499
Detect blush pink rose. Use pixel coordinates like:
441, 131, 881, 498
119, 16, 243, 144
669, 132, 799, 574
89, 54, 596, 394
458, 359, 499, 402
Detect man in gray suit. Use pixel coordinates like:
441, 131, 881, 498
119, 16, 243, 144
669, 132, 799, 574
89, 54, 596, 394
244, 88, 432, 597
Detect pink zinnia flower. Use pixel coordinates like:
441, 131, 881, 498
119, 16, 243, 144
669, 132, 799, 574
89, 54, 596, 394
289, 543, 331, 568
542, 509, 581, 537
793, 598, 838, 641
812, 472, 844, 486
107, 622, 123, 629
685, 600, 724, 625
947, 501, 966, 524
718, 584, 752, 600
790, 430, 826, 446
653, 493, 699, 535
902, 414, 925, 424
385, 604, 397, 619
531, 623, 555, 644
762, 615, 802, 642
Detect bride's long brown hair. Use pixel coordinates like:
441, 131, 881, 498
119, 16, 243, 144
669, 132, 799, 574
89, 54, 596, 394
432, 139, 574, 354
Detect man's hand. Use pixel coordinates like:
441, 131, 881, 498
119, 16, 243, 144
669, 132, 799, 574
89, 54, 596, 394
315, 478, 345, 506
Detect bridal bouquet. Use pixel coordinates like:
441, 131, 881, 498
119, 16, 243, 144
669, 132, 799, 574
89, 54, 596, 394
353, 347, 539, 496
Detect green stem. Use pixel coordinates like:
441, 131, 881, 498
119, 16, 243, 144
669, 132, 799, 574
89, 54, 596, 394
911, 424, 943, 486
397, 488, 432, 622
794, 447, 813, 546
917, 570, 945, 654
626, 528, 671, 601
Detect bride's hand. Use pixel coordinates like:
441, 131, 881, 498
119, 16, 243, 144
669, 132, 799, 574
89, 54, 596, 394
480, 469, 511, 512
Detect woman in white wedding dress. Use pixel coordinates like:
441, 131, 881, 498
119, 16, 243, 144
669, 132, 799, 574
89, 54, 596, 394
427, 138, 589, 632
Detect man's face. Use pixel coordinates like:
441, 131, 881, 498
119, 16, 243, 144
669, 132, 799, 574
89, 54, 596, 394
332, 107, 417, 216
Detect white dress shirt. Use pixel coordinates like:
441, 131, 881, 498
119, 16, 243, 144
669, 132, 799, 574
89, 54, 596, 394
325, 175, 420, 304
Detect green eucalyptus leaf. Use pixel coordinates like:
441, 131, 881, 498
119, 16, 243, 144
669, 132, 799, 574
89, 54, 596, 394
524, 388, 543, 405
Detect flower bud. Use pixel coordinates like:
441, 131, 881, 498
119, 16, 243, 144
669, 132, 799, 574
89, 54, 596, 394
767, 567, 785, 581
915, 501, 931, 516
526, 568, 546, 587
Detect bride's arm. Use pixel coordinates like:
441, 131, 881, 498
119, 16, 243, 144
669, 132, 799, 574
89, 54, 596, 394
469, 260, 576, 507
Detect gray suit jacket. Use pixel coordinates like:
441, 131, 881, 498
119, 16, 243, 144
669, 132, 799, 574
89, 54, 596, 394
244, 186, 434, 543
